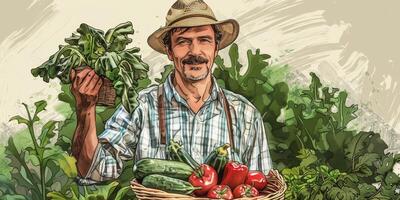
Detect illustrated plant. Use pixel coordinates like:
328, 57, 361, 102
2, 100, 76, 200
211, 44, 400, 199
31, 21, 150, 113
1, 100, 131, 200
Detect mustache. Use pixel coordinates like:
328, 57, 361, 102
182, 55, 209, 65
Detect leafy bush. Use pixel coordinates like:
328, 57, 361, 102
1, 101, 131, 200
212, 44, 400, 199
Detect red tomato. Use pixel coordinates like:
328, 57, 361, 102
207, 185, 233, 199
233, 184, 259, 198
245, 170, 268, 190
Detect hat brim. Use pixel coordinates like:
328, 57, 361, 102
147, 18, 239, 54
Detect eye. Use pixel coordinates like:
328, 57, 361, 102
200, 38, 212, 43
177, 39, 190, 45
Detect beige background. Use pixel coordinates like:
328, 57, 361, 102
0, 0, 399, 151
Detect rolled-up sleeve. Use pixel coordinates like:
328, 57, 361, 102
80, 104, 143, 184
247, 112, 273, 174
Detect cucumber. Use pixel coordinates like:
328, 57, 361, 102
204, 143, 230, 181
133, 158, 193, 180
142, 174, 201, 195
168, 139, 200, 169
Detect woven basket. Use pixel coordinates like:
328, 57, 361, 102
97, 77, 116, 106
73, 68, 116, 106
131, 169, 286, 200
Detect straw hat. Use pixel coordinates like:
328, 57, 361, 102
147, 0, 240, 54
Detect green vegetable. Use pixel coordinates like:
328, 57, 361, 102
141, 174, 200, 195
167, 139, 200, 170
133, 158, 193, 180
204, 143, 230, 181
31, 21, 150, 113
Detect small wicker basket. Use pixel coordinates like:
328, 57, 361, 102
131, 169, 286, 200
97, 77, 116, 106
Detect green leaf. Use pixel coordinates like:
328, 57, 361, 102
155, 64, 174, 84
39, 120, 59, 147
105, 21, 134, 52
114, 186, 130, 200
296, 148, 317, 167
94, 181, 119, 199
34, 100, 47, 115
358, 183, 377, 198
9, 115, 29, 125
47, 191, 69, 200
332, 91, 358, 129
356, 153, 380, 168
377, 154, 395, 175
384, 171, 400, 185
77, 23, 107, 61
57, 154, 78, 178
0, 195, 27, 200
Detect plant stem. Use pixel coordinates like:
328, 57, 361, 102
23, 104, 46, 200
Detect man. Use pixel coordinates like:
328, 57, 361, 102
71, 0, 272, 183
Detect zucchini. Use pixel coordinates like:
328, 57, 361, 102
168, 139, 200, 169
204, 143, 230, 181
133, 158, 193, 180
142, 174, 201, 195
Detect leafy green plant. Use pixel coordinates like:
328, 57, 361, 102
3, 100, 76, 200
2, 101, 132, 200
211, 44, 400, 199
31, 22, 150, 113
47, 181, 130, 200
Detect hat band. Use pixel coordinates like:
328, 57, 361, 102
168, 14, 218, 26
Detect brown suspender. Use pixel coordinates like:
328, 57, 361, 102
157, 86, 167, 145
219, 91, 235, 151
157, 85, 235, 151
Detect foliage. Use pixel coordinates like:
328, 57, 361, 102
212, 44, 400, 199
30, 22, 150, 113
2, 101, 76, 200
1, 101, 131, 200
2, 38, 399, 199
213, 43, 291, 166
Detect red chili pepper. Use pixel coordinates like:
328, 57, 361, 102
233, 184, 259, 198
245, 170, 268, 190
189, 164, 218, 196
220, 161, 248, 189
207, 185, 233, 199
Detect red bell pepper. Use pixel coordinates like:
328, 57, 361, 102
189, 164, 218, 196
245, 170, 268, 190
233, 184, 259, 198
207, 185, 233, 199
220, 161, 248, 189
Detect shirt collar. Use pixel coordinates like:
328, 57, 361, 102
164, 72, 221, 104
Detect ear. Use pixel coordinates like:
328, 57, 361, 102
166, 47, 173, 61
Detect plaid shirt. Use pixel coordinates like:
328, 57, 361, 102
82, 74, 272, 183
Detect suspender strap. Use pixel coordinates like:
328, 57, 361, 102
157, 85, 235, 150
158, 86, 167, 145
219, 90, 235, 151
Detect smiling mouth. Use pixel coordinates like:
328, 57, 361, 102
188, 65, 203, 70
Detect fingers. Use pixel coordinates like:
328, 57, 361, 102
75, 67, 93, 85
78, 70, 96, 94
90, 78, 103, 95
70, 68, 76, 82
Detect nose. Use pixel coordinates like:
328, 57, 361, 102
189, 40, 201, 55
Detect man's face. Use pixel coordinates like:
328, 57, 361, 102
167, 25, 218, 82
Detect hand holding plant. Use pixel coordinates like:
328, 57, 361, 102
69, 67, 103, 111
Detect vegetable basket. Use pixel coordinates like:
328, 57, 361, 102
97, 77, 116, 106
131, 169, 286, 200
